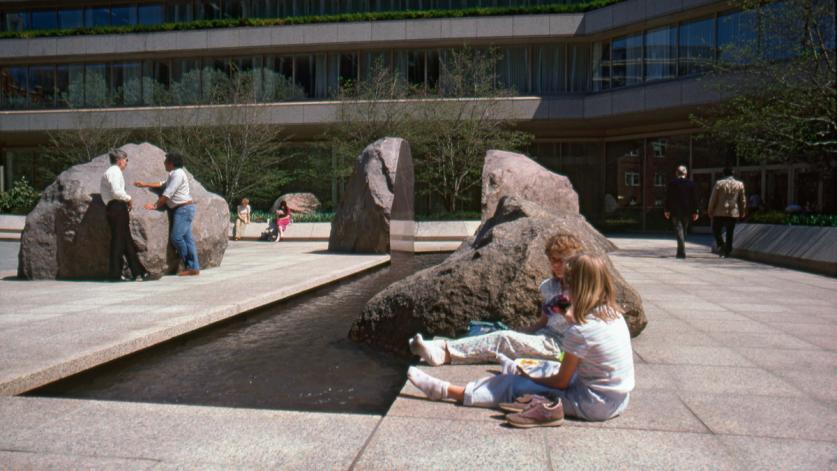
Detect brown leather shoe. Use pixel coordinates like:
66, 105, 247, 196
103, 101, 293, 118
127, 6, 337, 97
177, 269, 200, 276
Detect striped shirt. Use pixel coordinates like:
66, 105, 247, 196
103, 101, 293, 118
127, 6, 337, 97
561, 306, 635, 395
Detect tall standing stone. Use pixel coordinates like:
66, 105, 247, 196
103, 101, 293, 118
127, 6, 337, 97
18, 143, 229, 279
328, 138, 414, 253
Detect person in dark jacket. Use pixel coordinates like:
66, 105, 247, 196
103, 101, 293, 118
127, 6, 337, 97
664, 165, 699, 259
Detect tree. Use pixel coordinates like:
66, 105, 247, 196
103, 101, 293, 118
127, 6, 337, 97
692, 0, 836, 173
151, 64, 301, 207
40, 113, 132, 183
330, 48, 532, 213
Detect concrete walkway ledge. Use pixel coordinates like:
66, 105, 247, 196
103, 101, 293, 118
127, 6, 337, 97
0, 243, 389, 396
734, 223, 837, 276
0, 214, 24, 240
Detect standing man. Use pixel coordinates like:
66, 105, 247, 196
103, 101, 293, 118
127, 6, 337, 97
664, 165, 699, 259
135, 152, 200, 276
101, 149, 151, 281
708, 167, 747, 258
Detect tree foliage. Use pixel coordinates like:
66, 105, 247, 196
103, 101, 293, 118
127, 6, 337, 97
330, 47, 532, 213
692, 0, 836, 171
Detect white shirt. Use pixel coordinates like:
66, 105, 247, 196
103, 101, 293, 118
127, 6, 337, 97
100, 165, 131, 205
160, 168, 192, 208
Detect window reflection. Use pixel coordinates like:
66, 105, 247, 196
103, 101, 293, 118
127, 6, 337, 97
30, 10, 58, 30
138, 4, 165, 25
645, 25, 676, 81
679, 17, 715, 76
58, 9, 84, 29
85, 7, 111, 27
611, 34, 642, 87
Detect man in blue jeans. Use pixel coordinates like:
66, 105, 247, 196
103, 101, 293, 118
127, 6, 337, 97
135, 152, 200, 276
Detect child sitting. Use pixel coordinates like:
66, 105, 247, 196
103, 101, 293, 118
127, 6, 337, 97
409, 233, 583, 366
407, 254, 635, 425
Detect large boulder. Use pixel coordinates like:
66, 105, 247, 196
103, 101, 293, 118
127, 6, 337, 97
270, 192, 321, 215
329, 138, 414, 253
18, 143, 229, 280
482, 150, 579, 220
350, 196, 645, 355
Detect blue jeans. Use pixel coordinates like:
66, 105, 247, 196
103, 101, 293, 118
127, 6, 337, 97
463, 374, 629, 421
171, 204, 200, 270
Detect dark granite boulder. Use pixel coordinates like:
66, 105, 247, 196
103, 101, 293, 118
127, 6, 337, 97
350, 196, 646, 355
18, 143, 229, 279
328, 137, 414, 253
482, 150, 579, 221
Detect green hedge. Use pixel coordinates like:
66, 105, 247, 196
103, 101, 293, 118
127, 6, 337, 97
747, 211, 837, 227
0, 178, 40, 215
0, 1, 620, 40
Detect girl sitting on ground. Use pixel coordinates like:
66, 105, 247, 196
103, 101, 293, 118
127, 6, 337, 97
274, 201, 292, 242
409, 233, 583, 366
407, 254, 635, 424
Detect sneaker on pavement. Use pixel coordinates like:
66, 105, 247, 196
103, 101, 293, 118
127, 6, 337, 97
498, 394, 550, 413
506, 399, 565, 428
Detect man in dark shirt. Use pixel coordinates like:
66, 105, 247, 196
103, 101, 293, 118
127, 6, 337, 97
664, 165, 699, 259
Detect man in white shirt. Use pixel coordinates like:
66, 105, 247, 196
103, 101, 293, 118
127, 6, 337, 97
101, 149, 150, 281
135, 152, 200, 276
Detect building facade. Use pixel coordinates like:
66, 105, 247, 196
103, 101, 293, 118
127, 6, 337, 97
0, 0, 832, 229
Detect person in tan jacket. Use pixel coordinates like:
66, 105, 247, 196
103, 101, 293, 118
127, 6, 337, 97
708, 167, 747, 258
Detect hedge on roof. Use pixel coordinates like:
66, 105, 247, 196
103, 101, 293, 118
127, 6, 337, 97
0, 1, 620, 40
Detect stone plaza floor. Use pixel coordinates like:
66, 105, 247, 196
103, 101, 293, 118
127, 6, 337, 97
0, 236, 835, 469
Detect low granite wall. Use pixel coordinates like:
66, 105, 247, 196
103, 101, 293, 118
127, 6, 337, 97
0, 215, 25, 240
733, 223, 837, 277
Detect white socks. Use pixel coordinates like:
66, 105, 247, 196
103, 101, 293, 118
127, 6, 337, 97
408, 334, 447, 366
407, 367, 449, 401
495, 352, 519, 376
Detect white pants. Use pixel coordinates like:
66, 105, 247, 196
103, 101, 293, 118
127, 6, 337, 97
443, 330, 562, 364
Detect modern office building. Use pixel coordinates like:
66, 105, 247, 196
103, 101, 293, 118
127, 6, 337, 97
0, 0, 832, 229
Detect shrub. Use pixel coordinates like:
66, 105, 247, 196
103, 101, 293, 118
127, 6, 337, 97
747, 211, 837, 227
0, 178, 41, 215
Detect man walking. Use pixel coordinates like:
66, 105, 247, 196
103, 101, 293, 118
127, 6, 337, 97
101, 149, 151, 281
135, 152, 200, 276
664, 165, 699, 259
708, 167, 747, 258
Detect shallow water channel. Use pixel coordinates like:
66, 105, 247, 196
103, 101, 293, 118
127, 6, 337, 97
31, 252, 449, 415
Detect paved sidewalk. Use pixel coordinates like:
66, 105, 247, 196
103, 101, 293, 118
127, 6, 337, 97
0, 241, 389, 395
1, 236, 835, 469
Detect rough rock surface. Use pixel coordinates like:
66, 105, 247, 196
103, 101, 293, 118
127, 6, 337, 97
18, 143, 229, 279
350, 197, 645, 355
328, 138, 414, 253
270, 192, 321, 215
482, 150, 580, 220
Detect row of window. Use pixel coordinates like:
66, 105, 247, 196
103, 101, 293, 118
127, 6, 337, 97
1, 0, 586, 32
0, 8, 787, 109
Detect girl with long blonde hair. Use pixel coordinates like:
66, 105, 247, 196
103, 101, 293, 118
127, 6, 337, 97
407, 254, 635, 426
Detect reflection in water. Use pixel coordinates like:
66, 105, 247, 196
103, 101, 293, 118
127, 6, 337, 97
31, 253, 448, 414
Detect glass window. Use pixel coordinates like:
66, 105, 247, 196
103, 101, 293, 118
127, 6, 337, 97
142, 60, 170, 105
203, 58, 231, 103
84, 64, 110, 107
497, 47, 529, 94
58, 9, 84, 29
407, 50, 426, 88
611, 33, 643, 87
111, 5, 137, 26
28, 65, 55, 108
339, 52, 358, 86
592, 41, 611, 91
2, 67, 28, 108
197, 1, 223, 20
679, 17, 715, 76
170, 59, 202, 104
167, 1, 195, 22
138, 4, 165, 25
718, 10, 757, 64
567, 44, 590, 93
251, 0, 279, 18
295, 55, 314, 98
85, 7, 111, 27
645, 25, 677, 81
56, 64, 85, 108
265, 56, 298, 100
533, 44, 566, 95
3, 11, 29, 32
30, 9, 58, 30
223, 0, 243, 18
112, 62, 142, 106
605, 140, 643, 229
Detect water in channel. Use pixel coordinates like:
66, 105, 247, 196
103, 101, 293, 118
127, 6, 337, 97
30, 252, 449, 415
